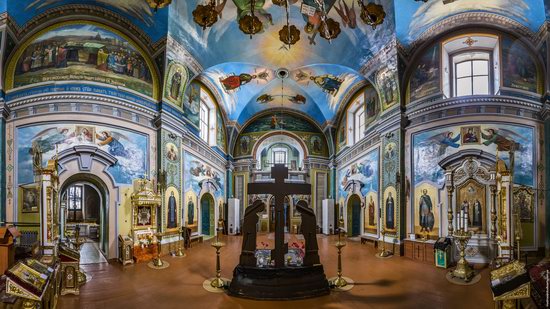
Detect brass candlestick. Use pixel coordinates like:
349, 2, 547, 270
175, 226, 186, 257
377, 228, 392, 258
210, 220, 225, 289
332, 217, 348, 288
153, 232, 165, 267
74, 225, 85, 251
450, 230, 475, 282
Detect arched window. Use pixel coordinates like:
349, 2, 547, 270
442, 35, 499, 98
452, 51, 491, 96
196, 84, 217, 146
200, 102, 209, 143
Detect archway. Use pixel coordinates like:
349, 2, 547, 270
347, 194, 361, 237
57, 145, 119, 259
60, 176, 108, 263
200, 193, 215, 236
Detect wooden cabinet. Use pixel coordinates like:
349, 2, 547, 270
404, 239, 435, 264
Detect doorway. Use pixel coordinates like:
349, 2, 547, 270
200, 193, 215, 236
61, 178, 108, 264
347, 194, 361, 237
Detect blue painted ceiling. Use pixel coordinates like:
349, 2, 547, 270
7, 0, 168, 43
7, 0, 549, 127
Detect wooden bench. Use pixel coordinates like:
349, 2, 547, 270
360, 235, 378, 248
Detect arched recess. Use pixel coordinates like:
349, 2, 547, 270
60, 178, 107, 256
251, 131, 310, 164
403, 27, 546, 103
5, 20, 161, 100
200, 193, 215, 236
346, 194, 362, 237
57, 145, 120, 259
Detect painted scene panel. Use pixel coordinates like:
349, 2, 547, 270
17, 123, 148, 185
14, 24, 154, 97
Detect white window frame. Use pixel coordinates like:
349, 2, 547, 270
272, 147, 287, 165
452, 51, 491, 97
442, 35, 499, 98
200, 102, 209, 143
354, 107, 365, 144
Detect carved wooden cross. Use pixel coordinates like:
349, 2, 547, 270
248, 164, 311, 267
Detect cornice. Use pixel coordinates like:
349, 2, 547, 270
0, 100, 10, 120
406, 95, 543, 119
6, 93, 158, 118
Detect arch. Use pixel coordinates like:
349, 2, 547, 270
346, 194, 362, 237
403, 27, 546, 101
5, 20, 160, 100
60, 177, 108, 256
57, 145, 120, 259
251, 131, 310, 163
200, 193, 215, 236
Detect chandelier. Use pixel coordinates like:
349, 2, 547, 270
192, 1, 219, 30
147, 0, 171, 12
238, 0, 263, 38
191, 0, 385, 41
358, 1, 386, 30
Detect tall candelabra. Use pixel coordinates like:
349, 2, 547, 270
377, 227, 392, 258
153, 232, 165, 267
332, 217, 348, 288
450, 210, 475, 282
175, 226, 185, 257
210, 219, 225, 289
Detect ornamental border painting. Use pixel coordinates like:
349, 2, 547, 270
8, 22, 156, 98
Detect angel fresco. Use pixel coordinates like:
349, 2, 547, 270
300, 0, 337, 44
220, 73, 257, 92
30, 127, 74, 155
96, 131, 127, 157
421, 131, 461, 157
309, 74, 343, 95
334, 0, 357, 29
481, 128, 521, 152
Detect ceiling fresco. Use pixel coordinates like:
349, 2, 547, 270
168, 0, 395, 70
7, 0, 168, 43
396, 0, 547, 47
200, 62, 367, 125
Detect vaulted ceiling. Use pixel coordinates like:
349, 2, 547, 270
5, 0, 549, 128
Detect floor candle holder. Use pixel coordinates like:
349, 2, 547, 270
174, 226, 186, 257
148, 232, 170, 269
450, 230, 475, 282
376, 228, 393, 258
329, 217, 354, 290
204, 220, 228, 292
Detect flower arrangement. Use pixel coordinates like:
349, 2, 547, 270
290, 242, 305, 258
137, 233, 153, 248
259, 241, 270, 249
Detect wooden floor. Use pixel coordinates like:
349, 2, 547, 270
58, 234, 494, 309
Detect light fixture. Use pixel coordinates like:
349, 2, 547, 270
147, 0, 171, 12
193, 1, 219, 30
239, 0, 263, 38
319, 18, 341, 41
358, 1, 386, 30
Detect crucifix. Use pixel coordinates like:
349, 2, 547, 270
248, 164, 310, 267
